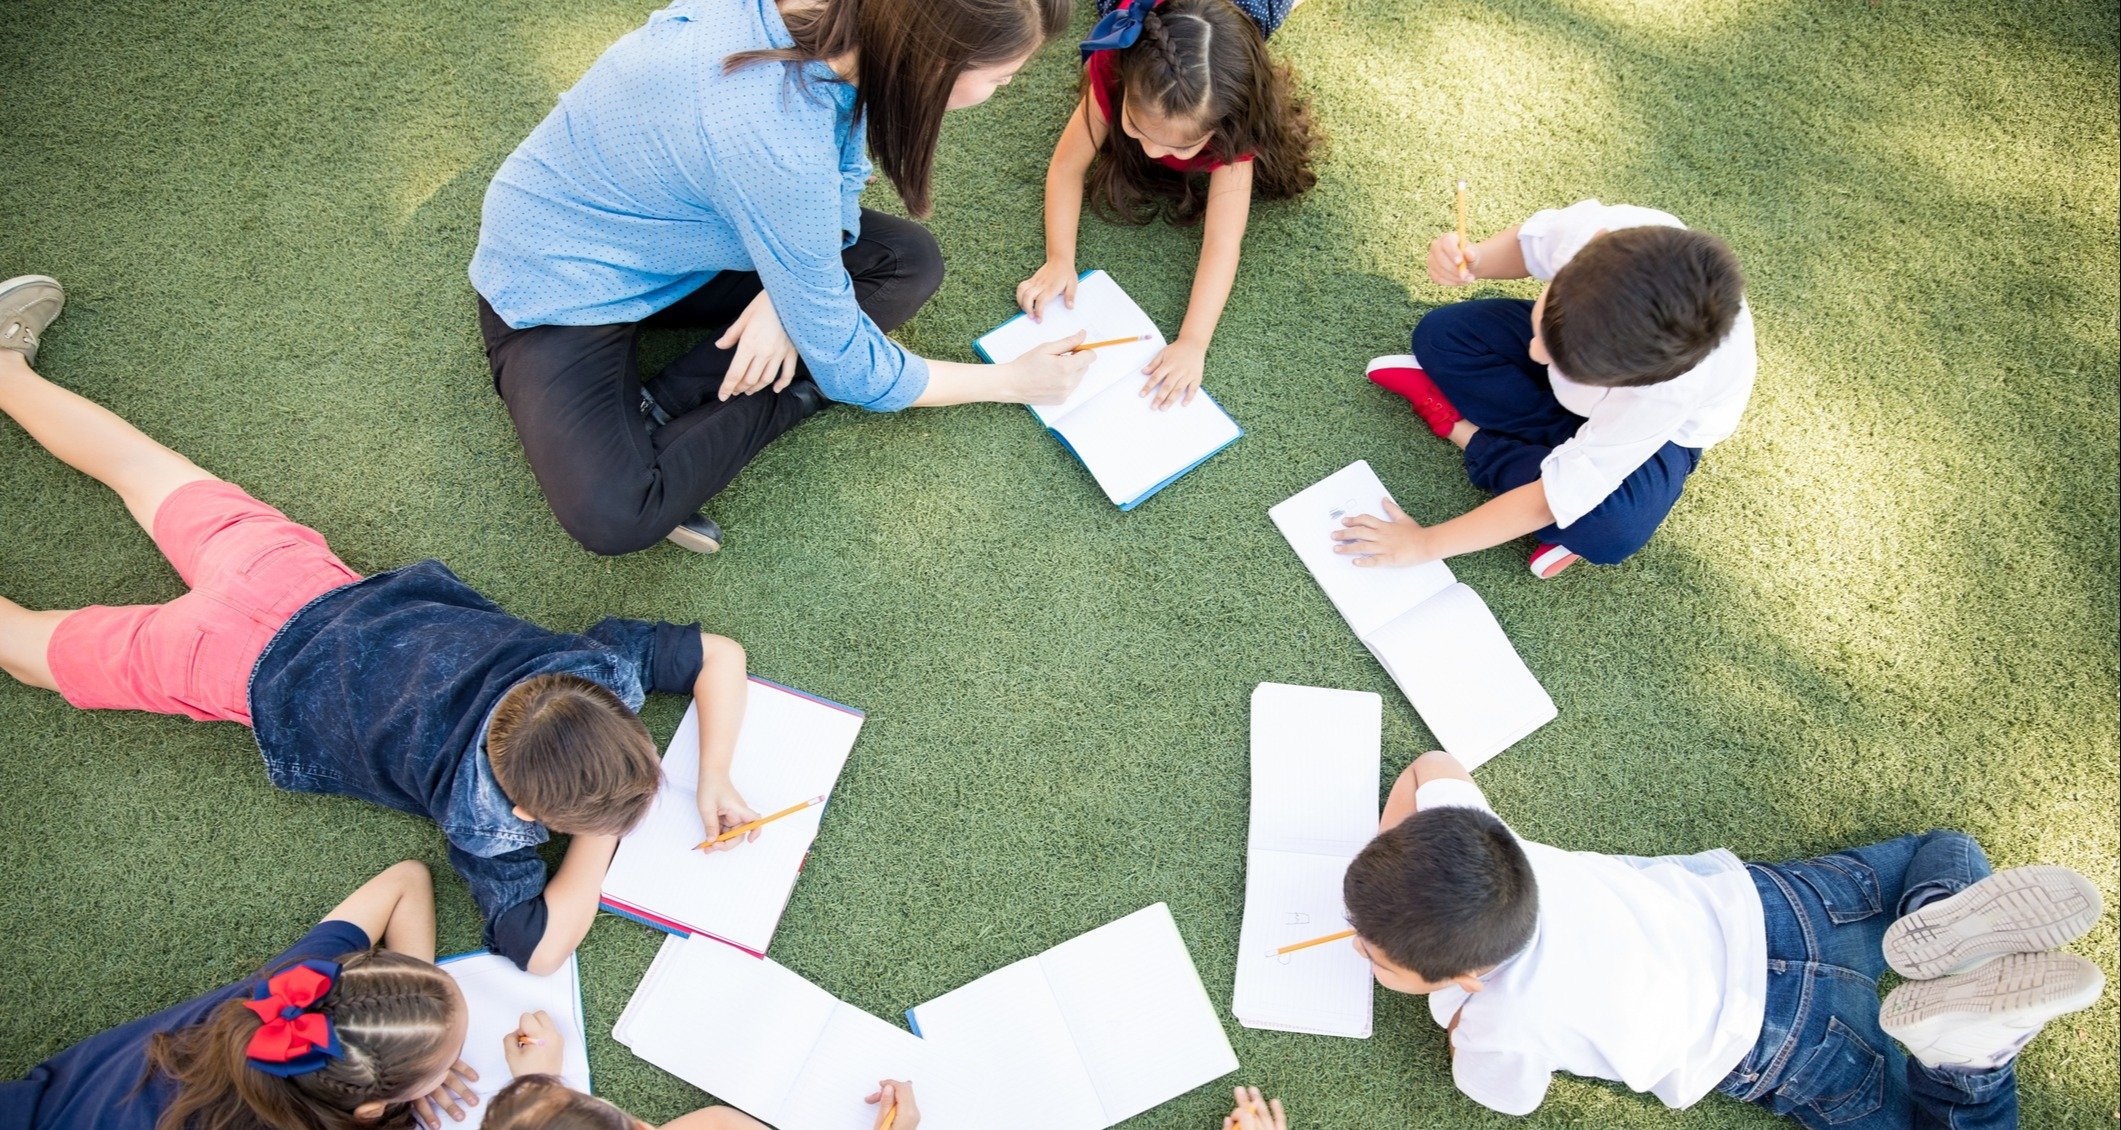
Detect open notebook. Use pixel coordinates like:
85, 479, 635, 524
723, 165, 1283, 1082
437, 951, 590, 1104
975, 270, 1241, 510
616, 934, 944, 1130
1233, 683, 1380, 1038
905, 903, 1239, 1130
1269, 461, 1556, 768
600, 677, 866, 955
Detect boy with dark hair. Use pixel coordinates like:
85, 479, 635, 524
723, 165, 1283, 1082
1344, 200, 1753, 578
0, 277, 761, 975
1342, 750, 2106, 1127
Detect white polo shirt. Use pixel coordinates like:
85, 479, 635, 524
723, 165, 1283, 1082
1518, 200, 1757, 527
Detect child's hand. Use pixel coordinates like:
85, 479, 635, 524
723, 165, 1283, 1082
1427, 233, 1479, 286
1331, 497, 1434, 567
1008, 330, 1093, 405
504, 1009, 565, 1079
1016, 260, 1080, 322
865, 1079, 920, 1129
1140, 337, 1206, 410
1223, 1086, 1288, 1130
411, 1058, 480, 1130
696, 771, 761, 852
716, 290, 800, 401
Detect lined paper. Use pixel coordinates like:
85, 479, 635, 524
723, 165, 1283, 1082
441, 952, 590, 1103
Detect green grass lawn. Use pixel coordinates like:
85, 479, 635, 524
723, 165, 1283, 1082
2, 0, 2115, 1125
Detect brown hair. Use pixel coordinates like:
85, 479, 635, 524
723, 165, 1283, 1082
145, 950, 461, 1130
1343, 806, 1538, 981
484, 1075, 638, 1130
486, 674, 662, 836
729, 0, 1070, 217
1540, 225, 1745, 388
1085, 0, 1319, 225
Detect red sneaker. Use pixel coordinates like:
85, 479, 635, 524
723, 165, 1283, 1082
1529, 543, 1581, 578
1366, 354, 1461, 439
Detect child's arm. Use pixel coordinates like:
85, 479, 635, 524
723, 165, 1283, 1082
1017, 99, 1100, 321
1330, 481, 1554, 568
1142, 160, 1252, 410
692, 632, 760, 851
523, 833, 619, 976
320, 860, 438, 960
1429, 223, 1527, 286
1380, 751, 1477, 829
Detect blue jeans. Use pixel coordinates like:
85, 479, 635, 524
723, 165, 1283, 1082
1410, 299, 1699, 564
1717, 831, 2017, 1129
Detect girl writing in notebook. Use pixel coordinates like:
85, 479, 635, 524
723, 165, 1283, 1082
0, 862, 484, 1130
1014, 0, 1319, 409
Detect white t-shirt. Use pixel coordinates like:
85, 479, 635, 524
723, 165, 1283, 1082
1417, 777, 1766, 1115
1516, 199, 1758, 528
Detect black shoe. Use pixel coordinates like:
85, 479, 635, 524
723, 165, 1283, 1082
639, 388, 674, 429
665, 512, 723, 554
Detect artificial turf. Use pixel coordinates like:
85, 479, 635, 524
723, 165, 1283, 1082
2, 0, 2116, 1125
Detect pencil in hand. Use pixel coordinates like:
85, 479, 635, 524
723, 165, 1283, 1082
696, 794, 827, 850
1070, 332, 1152, 353
1276, 928, 1357, 955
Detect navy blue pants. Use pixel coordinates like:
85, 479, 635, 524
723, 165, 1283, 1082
1719, 831, 2016, 1129
1410, 299, 1699, 565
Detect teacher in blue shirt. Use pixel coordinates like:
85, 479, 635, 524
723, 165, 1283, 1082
472, 0, 1090, 555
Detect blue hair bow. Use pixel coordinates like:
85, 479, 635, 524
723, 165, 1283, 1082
1080, 0, 1160, 62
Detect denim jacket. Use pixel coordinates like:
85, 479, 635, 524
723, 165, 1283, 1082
246, 560, 702, 965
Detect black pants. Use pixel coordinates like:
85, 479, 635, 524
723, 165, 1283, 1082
476, 209, 945, 555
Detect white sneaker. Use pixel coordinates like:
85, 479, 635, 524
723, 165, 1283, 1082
1881, 951, 2104, 1071
1883, 866, 2102, 979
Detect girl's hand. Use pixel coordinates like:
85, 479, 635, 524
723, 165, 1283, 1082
1223, 1086, 1288, 1130
1007, 330, 1092, 405
695, 772, 761, 852
716, 290, 800, 401
411, 1059, 480, 1130
865, 1079, 920, 1130
503, 1010, 565, 1079
1330, 497, 1434, 568
1427, 233, 1479, 286
1140, 337, 1206, 410
1016, 260, 1080, 322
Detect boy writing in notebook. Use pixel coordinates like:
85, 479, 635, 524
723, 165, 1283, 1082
0, 276, 759, 976
1345, 199, 1754, 578
1339, 751, 2105, 1127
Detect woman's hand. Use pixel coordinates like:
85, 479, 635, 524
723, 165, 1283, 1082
1223, 1086, 1287, 1130
411, 1059, 480, 1130
1140, 337, 1206, 410
1427, 232, 1479, 286
503, 1010, 565, 1078
1330, 497, 1435, 568
865, 1080, 920, 1130
1007, 330, 1092, 405
1016, 259, 1080, 322
716, 290, 801, 401
695, 771, 761, 852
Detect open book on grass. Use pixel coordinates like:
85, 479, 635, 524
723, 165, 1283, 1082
438, 951, 590, 1104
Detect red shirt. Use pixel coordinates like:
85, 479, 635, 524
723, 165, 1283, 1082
1084, 49, 1254, 174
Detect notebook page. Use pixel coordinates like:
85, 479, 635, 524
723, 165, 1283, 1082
441, 952, 590, 1102
908, 958, 1105, 1130
613, 932, 688, 1047
1365, 583, 1555, 770
621, 936, 839, 1120
1269, 462, 1457, 639
1248, 683, 1381, 856
1232, 850, 1371, 1037
974, 270, 1165, 426
602, 681, 863, 952
1038, 903, 1240, 1125
777, 1007, 938, 1130
1050, 387, 1241, 507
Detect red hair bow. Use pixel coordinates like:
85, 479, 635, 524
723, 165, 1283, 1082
243, 961, 344, 1076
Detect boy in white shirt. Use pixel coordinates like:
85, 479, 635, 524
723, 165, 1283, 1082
1342, 199, 1755, 578
1338, 751, 2105, 1128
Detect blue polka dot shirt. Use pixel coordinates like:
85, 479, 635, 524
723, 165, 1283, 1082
470, 0, 928, 411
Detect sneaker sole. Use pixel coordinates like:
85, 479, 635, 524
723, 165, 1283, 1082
1529, 546, 1580, 578
664, 525, 722, 554
1884, 865, 2102, 979
1366, 353, 1420, 376
1880, 952, 2104, 1066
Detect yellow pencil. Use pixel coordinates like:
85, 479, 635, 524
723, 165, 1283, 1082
1072, 333, 1152, 352
1455, 179, 1472, 275
697, 794, 826, 849
1276, 928, 1357, 956
879, 1101, 900, 1130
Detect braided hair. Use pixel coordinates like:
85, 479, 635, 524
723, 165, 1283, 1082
145, 949, 462, 1130
1085, 0, 1320, 225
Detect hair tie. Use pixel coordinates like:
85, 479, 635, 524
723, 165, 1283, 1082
1080, 0, 1164, 62
242, 961, 344, 1078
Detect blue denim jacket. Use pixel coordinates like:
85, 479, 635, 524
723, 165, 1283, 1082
246, 560, 702, 965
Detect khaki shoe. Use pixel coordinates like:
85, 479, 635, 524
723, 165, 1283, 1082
0, 276, 65, 366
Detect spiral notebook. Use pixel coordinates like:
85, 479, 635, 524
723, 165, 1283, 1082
975, 270, 1241, 510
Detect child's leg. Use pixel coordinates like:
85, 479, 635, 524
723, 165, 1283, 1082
1408, 299, 1581, 445
1525, 443, 1701, 564
0, 350, 217, 532
0, 597, 70, 691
